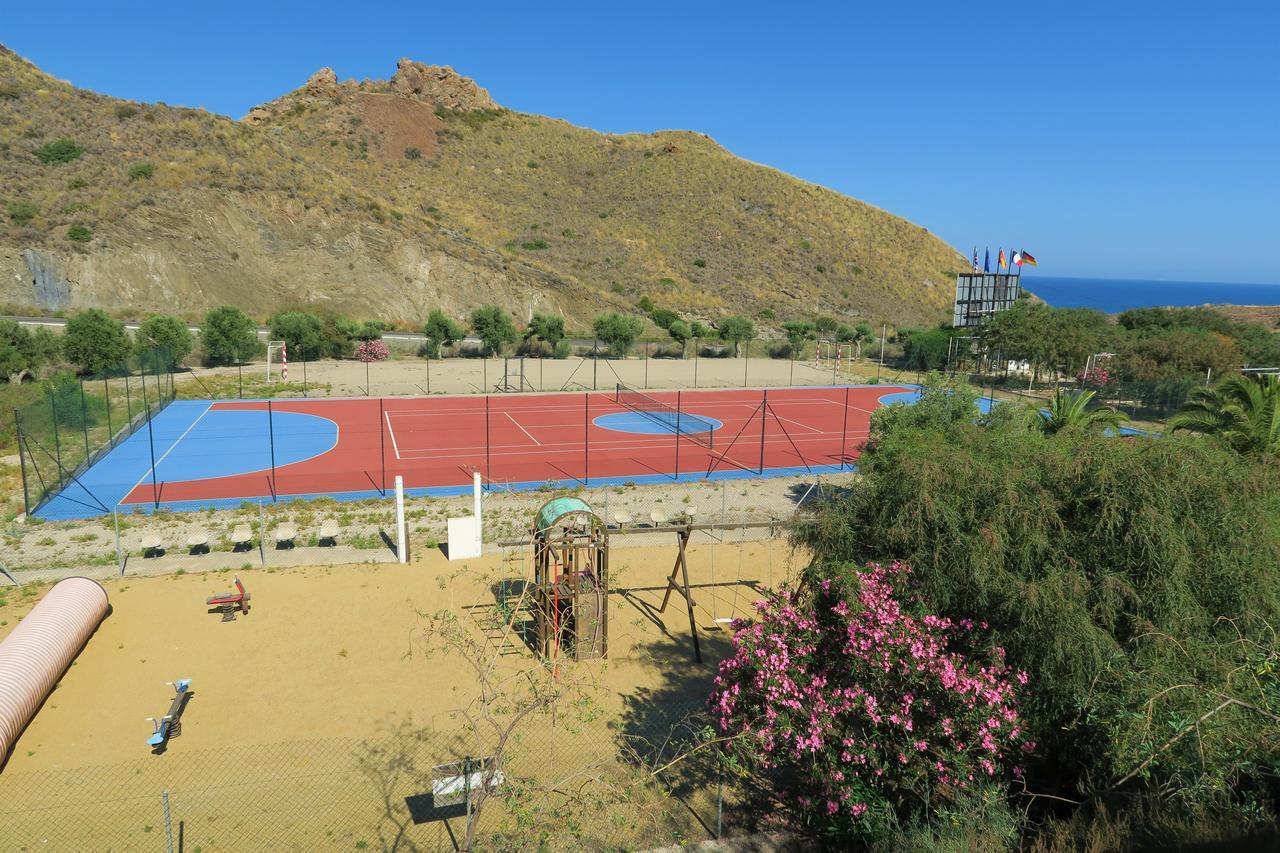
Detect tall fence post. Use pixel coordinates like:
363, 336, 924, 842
484, 395, 491, 485
103, 377, 113, 440
744, 341, 749, 386
124, 373, 133, 424
162, 790, 174, 853
48, 390, 64, 491
644, 342, 649, 389
839, 386, 850, 471
758, 389, 768, 474
302, 357, 308, 396
13, 409, 30, 515
145, 402, 159, 508
79, 379, 90, 459
378, 397, 387, 496
674, 390, 681, 480
237, 364, 243, 399
258, 500, 267, 566
694, 339, 700, 388
583, 392, 590, 486
267, 400, 277, 501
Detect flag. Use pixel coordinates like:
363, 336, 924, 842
1013, 250, 1023, 267
983, 247, 990, 273
998, 248, 1007, 270
972, 247, 980, 272
1020, 249, 1038, 266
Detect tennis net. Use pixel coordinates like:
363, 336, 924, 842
614, 384, 715, 448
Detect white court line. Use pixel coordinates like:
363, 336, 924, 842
385, 410, 402, 460
124, 402, 214, 499
506, 412, 542, 446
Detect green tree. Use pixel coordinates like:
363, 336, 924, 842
592, 312, 645, 357
717, 315, 755, 357
201, 305, 258, 366
900, 328, 953, 371
813, 316, 839, 338
525, 313, 566, 349
636, 296, 655, 314
422, 310, 466, 357
62, 309, 130, 375
269, 311, 327, 361
1169, 373, 1280, 455
0, 319, 55, 381
355, 320, 389, 342
781, 320, 815, 358
470, 305, 518, 356
136, 314, 193, 371
649, 308, 679, 330
689, 320, 710, 340
666, 319, 691, 355
1038, 388, 1128, 435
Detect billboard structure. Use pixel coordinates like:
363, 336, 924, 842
952, 272, 1022, 328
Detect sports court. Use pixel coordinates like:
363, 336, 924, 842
35, 384, 916, 519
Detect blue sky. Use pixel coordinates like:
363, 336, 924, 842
6, 1, 1278, 284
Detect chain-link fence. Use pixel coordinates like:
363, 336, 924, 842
0, 697, 735, 851
13, 347, 176, 517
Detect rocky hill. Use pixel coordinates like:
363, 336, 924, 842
0, 46, 965, 330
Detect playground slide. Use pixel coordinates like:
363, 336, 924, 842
0, 577, 109, 760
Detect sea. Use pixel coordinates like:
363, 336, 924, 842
1022, 275, 1280, 314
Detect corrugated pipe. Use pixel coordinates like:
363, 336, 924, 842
0, 577, 110, 761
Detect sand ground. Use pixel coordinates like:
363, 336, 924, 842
0, 536, 801, 850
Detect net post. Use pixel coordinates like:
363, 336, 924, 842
758, 389, 768, 474
14, 408, 30, 515
146, 401, 159, 508
839, 386, 850, 471
484, 395, 491, 485
267, 399, 277, 502
583, 392, 590, 486
124, 372, 133, 424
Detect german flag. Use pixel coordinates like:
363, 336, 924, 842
998, 248, 1007, 270
1020, 249, 1038, 267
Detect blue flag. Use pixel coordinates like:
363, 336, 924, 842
983, 247, 990, 273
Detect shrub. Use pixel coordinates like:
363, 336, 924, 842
520, 239, 548, 251
66, 225, 92, 243
0, 84, 19, 100
201, 305, 258, 366
355, 340, 389, 363
693, 258, 707, 268
553, 340, 572, 359
136, 314, 193, 370
799, 397, 1280, 814
36, 139, 85, 165
6, 200, 38, 224
404, 147, 422, 160
470, 305, 518, 356
114, 104, 139, 119
127, 163, 154, 181
712, 562, 1030, 842
592, 312, 645, 357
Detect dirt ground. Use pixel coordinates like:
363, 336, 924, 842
0, 536, 802, 849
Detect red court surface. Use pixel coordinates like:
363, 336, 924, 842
121, 385, 912, 508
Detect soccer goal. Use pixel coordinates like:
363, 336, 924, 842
815, 339, 854, 377
266, 340, 288, 381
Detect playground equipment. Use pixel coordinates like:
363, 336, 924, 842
146, 679, 193, 748
530, 497, 609, 661
0, 577, 109, 760
206, 575, 250, 621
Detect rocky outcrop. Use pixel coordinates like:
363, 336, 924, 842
389, 59, 497, 110
21, 250, 72, 311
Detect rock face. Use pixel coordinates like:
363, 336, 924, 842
389, 59, 496, 110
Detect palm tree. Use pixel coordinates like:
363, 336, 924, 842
1169, 373, 1280, 455
1039, 388, 1128, 435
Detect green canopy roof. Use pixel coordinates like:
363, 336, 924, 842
535, 497, 593, 533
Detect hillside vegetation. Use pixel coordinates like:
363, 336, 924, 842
0, 46, 963, 331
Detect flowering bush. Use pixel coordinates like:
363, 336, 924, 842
355, 339, 389, 363
1078, 365, 1115, 388
709, 561, 1031, 840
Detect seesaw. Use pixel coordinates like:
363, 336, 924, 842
206, 575, 250, 621
146, 679, 193, 748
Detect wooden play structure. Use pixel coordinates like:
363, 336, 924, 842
206, 575, 250, 621
530, 497, 609, 661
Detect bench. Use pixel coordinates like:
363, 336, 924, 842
274, 522, 298, 549
230, 525, 254, 552
139, 533, 164, 558
186, 529, 210, 555
318, 519, 340, 547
